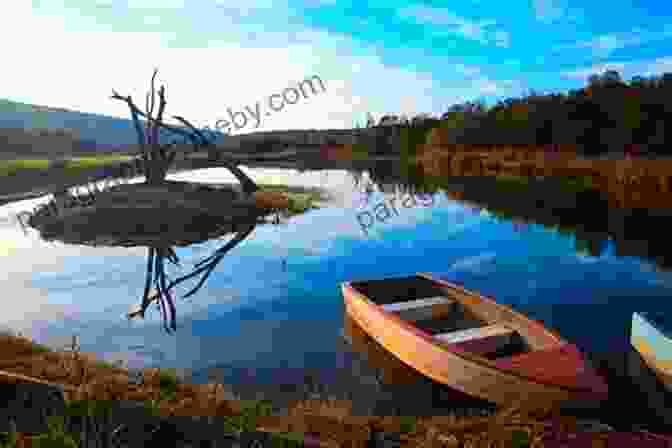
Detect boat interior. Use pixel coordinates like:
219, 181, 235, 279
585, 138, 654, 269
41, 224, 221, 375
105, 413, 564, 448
349, 275, 533, 360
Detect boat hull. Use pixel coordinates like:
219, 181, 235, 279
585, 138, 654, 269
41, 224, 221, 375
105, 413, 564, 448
342, 275, 608, 411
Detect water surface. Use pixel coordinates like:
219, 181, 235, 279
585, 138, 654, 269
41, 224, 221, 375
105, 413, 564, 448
1, 165, 671, 388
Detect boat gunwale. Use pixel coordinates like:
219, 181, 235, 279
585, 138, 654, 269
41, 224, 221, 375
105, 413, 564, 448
342, 274, 608, 396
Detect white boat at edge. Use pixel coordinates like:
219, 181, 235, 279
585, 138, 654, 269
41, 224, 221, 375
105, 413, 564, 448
631, 311, 672, 392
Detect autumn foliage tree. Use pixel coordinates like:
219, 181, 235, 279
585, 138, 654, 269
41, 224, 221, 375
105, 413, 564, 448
420, 69, 672, 156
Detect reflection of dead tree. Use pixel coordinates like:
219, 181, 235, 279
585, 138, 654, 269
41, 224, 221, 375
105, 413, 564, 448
128, 223, 256, 332
110, 68, 258, 193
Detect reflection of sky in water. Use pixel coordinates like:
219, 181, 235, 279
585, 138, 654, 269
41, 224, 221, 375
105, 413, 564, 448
1, 167, 671, 381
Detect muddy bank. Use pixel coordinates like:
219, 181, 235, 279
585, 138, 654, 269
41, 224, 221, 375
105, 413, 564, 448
23, 181, 322, 247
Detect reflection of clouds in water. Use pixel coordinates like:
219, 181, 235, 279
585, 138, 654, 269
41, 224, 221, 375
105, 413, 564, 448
0, 195, 153, 339
450, 252, 497, 274
0, 279, 79, 338
0, 196, 54, 219
102, 351, 151, 371
0, 227, 39, 258
575, 254, 601, 264
0, 204, 145, 277
638, 261, 672, 288
168, 167, 355, 194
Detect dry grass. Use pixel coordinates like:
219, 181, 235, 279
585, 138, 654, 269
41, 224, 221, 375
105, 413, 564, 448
252, 190, 292, 211
0, 331, 242, 418
415, 144, 672, 209
0, 331, 644, 448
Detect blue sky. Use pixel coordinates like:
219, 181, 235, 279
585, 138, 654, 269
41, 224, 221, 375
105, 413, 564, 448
2, 1, 671, 132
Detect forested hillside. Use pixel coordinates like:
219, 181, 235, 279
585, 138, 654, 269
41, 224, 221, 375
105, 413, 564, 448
423, 70, 672, 156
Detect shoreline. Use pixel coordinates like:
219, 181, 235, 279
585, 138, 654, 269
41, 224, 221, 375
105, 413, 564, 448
1, 330, 671, 447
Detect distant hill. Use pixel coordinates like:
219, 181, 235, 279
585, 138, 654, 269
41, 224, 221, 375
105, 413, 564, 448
0, 98, 227, 156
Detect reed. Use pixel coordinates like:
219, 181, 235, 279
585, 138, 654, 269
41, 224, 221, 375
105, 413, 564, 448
415, 144, 672, 209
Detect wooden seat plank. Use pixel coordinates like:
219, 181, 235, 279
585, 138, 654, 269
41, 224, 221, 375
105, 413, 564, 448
434, 323, 514, 345
381, 296, 455, 312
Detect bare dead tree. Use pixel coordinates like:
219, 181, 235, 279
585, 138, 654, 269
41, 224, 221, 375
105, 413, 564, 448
171, 115, 258, 194
111, 69, 258, 192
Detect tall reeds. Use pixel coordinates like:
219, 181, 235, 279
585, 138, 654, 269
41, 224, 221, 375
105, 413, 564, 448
415, 144, 672, 209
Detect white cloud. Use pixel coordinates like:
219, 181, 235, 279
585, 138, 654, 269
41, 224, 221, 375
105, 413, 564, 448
561, 56, 672, 81
493, 30, 511, 48
398, 5, 511, 48
122, 0, 187, 8
143, 15, 162, 25
301, 0, 338, 6
0, 4, 521, 133
532, 0, 566, 23
555, 26, 672, 59
0, 6, 428, 130
454, 64, 483, 77
561, 62, 628, 81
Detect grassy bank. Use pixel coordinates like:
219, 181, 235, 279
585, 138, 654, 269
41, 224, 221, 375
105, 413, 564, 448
257, 184, 328, 215
0, 155, 136, 202
1, 330, 646, 448
0, 155, 133, 177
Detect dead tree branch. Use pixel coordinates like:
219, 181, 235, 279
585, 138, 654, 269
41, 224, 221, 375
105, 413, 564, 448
111, 69, 258, 192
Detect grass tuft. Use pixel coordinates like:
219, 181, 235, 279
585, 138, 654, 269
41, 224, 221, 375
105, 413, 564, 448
0, 159, 50, 176
222, 399, 274, 434
398, 415, 417, 434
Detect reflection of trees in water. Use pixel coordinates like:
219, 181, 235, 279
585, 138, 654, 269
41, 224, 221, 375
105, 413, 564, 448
128, 223, 257, 333
349, 162, 430, 203
349, 170, 377, 207
575, 234, 610, 258
355, 158, 672, 269
347, 165, 618, 260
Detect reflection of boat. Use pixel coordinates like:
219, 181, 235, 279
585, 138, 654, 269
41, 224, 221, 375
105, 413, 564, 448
631, 312, 672, 392
341, 273, 608, 410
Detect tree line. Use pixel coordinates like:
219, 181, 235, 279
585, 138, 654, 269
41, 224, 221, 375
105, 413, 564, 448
364, 70, 672, 157
3, 68, 671, 161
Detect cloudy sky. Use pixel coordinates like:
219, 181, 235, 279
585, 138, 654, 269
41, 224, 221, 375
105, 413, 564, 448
2, 1, 671, 132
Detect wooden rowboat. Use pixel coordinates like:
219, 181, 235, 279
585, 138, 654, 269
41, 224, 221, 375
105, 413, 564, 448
341, 273, 608, 410
631, 311, 672, 392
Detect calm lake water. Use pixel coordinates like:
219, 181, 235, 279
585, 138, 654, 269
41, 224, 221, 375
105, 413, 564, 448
2, 165, 672, 389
